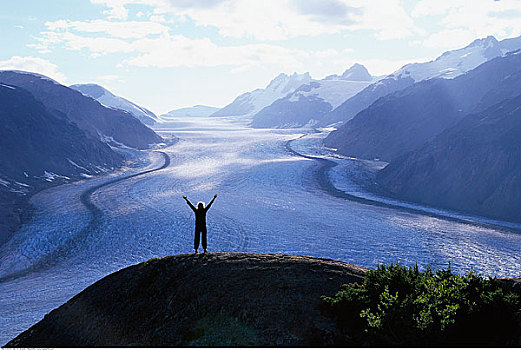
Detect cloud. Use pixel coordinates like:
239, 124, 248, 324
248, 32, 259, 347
292, 0, 361, 24
162, 0, 224, 9
124, 35, 310, 71
30, 26, 382, 76
0, 56, 67, 82
90, 0, 130, 19
350, 0, 424, 40
32, 30, 134, 56
97, 74, 126, 83
414, 29, 476, 49
412, 0, 521, 48
45, 19, 169, 39
86, 0, 420, 41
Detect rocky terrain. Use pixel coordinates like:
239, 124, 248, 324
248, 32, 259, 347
5, 253, 366, 347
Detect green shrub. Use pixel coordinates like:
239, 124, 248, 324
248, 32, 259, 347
321, 264, 521, 346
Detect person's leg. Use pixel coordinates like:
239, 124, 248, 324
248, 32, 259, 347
202, 226, 207, 253
194, 227, 200, 253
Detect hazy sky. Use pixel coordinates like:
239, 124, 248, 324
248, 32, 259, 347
1, 0, 521, 114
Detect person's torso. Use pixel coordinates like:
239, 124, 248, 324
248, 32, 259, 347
194, 208, 207, 226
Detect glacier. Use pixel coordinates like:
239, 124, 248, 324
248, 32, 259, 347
1, 117, 520, 345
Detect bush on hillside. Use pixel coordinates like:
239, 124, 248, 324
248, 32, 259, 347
321, 263, 521, 346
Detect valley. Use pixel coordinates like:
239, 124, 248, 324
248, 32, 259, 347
1, 117, 521, 345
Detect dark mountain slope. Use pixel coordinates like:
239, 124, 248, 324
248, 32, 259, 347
377, 93, 521, 223
0, 83, 123, 244
0, 71, 162, 149
324, 52, 521, 162
6, 253, 366, 347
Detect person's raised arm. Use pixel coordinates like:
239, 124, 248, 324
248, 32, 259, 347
205, 194, 217, 211
182, 195, 196, 211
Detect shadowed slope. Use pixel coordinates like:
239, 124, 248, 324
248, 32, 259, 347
6, 253, 366, 347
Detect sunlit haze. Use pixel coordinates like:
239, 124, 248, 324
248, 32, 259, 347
1, 0, 521, 113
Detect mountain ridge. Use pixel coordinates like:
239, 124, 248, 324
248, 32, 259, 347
324, 50, 521, 162
0, 70, 163, 149
70, 83, 160, 126
321, 35, 521, 126
251, 64, 376, 128
0, 82, 124, 245
162, 105, 220, 118
211, 72, 312, 117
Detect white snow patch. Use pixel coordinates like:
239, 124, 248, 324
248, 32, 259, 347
70, 84, 160, 123
294, 79, 373, 109
0, 83, 15, 90
43, 171, 70, 182
67, 158, 89, 172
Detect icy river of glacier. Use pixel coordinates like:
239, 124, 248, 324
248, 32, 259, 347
1, 116, 521, 344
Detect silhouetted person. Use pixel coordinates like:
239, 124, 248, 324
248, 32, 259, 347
183, 194, 217, 254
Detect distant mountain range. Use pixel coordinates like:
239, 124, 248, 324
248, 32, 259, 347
211, 72, 312, 117
161, 105, 220, 119
324, 51, 521, 162
70, 84, 160, 126
0, 71, 163, 243
251, 64, 377, 128
322, 35, 521, 127
221, 36, 521, 129
0, 82, 122, 187
321, 45, 521, 223
0, 71, 162, 149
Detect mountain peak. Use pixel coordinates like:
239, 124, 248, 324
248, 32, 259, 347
267, 72, 311, 89
70, 83, 159, 126
70, 83, 107, 99
340, 63, 372, 81
467, 35, 499, 49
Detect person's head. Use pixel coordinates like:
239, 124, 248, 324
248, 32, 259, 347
197, 201, 205, 209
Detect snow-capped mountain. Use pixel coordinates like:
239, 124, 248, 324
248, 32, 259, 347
161, 105, 220, 119
391, 35, 518, 81
251, 64, 376, 128
70, 84, 159, 126
211, 72, 313, 117
323, 35, 521, 126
